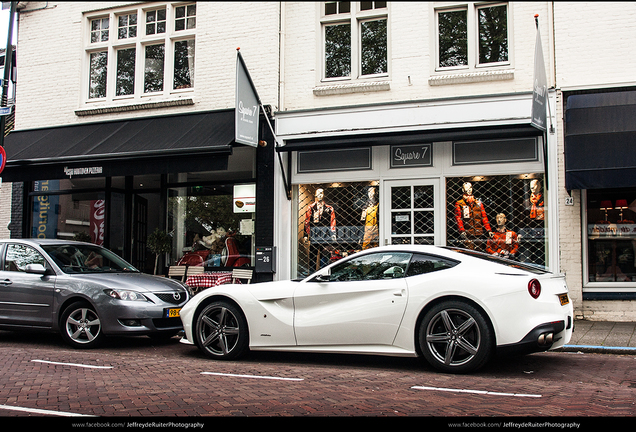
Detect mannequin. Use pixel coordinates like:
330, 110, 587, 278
529, 179, 544, 221
486, 213, 519, 259
361, 187, 379, 250
454, 182, 493, 250
303, 188, 336, 270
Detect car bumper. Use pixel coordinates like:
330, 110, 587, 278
99, 300, 185, 335
496, 315, 573, 356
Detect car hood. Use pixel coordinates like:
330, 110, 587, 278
63, 272, 185, 293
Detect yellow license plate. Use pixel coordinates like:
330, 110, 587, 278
558, 294, 569, 306
166, 308, 181, 318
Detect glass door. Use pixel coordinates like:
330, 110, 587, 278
383, 180, 441, 246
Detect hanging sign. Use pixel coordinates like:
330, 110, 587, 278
235, 50, 260, 147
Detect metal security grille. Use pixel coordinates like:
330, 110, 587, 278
297, 182, 379, 277
446, 174, 547, 268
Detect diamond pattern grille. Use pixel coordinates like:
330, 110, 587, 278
297, 182, 379, 277
446, 174, 547, 268
295, 173, 547, 277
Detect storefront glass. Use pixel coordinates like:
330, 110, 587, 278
297, 181, 379, 277
586, 188, 636, 284
167, 184, 255, 269
446, 174, 547, 268
30, 179, 107, 244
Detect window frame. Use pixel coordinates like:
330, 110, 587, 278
83, 2, 196, 105
434, 1, 510, 73
320, 1, 389, 82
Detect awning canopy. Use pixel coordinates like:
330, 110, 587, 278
565, 90, 636, 190
276, 124, 542, 152
1, 109, 235, 182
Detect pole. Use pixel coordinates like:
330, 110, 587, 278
0, 1, 16, 147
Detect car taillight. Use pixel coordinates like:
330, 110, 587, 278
528, 279, 541, 299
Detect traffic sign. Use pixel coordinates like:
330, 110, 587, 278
0, 145, 6, 174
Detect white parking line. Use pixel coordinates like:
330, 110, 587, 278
0, 404, 93, 417
201, 372, 304, 381
411, 385, 542, 398
31, 359, 113, 369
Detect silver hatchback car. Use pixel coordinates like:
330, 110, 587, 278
0, 239, 189, 348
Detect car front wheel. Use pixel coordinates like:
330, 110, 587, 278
60, 301, 103, 349
419, 301, 493, 373
194, 301, 248, 360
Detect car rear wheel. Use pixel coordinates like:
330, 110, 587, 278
60, 301, 103, 349
419, 301, 493, 373
194, 301, 248, 360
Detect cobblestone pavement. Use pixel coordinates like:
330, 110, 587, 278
0, 329, 635, 426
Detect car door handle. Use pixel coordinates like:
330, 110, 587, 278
393, 290, 405, 296
0, 279, 12, 286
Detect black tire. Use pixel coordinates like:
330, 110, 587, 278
60, 301, 104, 349
419, 300, 493, 373
194, 301, 249, 360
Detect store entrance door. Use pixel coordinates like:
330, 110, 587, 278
383, 179, 441, 246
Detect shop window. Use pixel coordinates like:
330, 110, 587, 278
586, 189, 636, 284
297, 181, 379, 277
168, 185, 254, 269
30, 180, 106, 245
446, 174, 546, 269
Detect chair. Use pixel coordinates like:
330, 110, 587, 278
232, 268, 253, 284
186, 266, 205, 277
168, 265, 187, 282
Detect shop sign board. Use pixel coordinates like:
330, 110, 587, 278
235, 50, 260, 147
390, 143, 433, 168
233, 183, 256, 213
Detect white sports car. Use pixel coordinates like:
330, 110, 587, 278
179, 245, 573, 373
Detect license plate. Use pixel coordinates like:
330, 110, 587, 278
165, 308, 181, 318
558, 294, 569, 306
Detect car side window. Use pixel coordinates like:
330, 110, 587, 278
329, 252, 412, 282
3, 244, 47, 272
406, 253, 458, 277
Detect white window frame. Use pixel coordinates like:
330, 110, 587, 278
82, 2, 196, 106
320, 1, 389, 82
434, 1, 511, 73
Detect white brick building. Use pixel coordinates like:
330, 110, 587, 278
2, 1, 635, 320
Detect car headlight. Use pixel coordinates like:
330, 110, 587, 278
104, 289, 148, 302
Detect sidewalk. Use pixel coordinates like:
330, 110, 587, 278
559, 320, 636, 354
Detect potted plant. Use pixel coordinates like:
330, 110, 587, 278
147, 228, 172, 275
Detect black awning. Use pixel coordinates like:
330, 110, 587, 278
277, 124, 542, 152
1, 109, 235, 182
565, 90, 636, 190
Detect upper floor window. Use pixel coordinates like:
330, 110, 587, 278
85, 3, 196, 103
436, 2, 508, 70
322, 1, 388, 80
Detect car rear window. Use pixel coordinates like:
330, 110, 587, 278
444, 247, 548, 275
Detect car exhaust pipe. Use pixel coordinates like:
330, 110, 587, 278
537, 332, 554, 345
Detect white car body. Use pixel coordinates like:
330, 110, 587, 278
180, 245, 573, 372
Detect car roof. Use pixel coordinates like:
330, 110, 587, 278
0, 238, 94, 246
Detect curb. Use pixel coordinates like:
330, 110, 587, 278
557, 344, 636, 354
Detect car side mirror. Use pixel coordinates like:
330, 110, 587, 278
25, 263, 49, 275
312, 269, 331, 283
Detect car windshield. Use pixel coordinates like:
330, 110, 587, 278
444, 247, 548, 275
42, 244, 139, 274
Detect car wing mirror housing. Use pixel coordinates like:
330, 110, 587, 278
312, 269, 331, 282
25, 263, 49, 275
